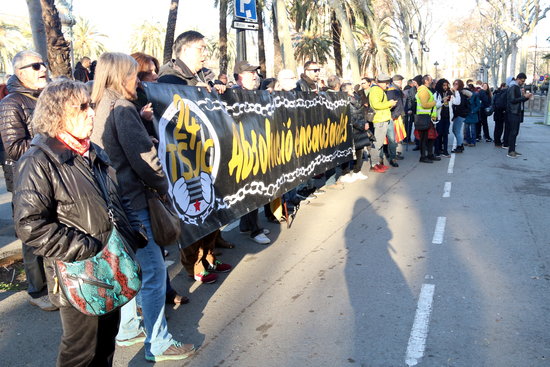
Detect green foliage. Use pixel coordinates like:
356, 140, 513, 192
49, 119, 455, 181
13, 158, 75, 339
0, 17, 32, 73
293, 31, 333, 65
72, 17, 107, 61
130, 21, 166, 62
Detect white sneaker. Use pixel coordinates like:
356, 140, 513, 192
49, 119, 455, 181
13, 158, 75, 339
354, 172, 368, 180
262, 228, 270, 235
252, 233, 271, 245
339, 174, 356, 183
29, 295, 58, 311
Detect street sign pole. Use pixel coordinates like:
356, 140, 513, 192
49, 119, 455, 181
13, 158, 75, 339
234, 0, 257, 62
236, 28, 247, 62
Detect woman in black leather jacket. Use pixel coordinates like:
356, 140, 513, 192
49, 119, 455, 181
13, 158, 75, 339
13, 79, 146, 367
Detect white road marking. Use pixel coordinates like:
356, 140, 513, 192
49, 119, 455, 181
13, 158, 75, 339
443, 182, 452, 198
432, 217, 446, 244
447, 154, 455, 174
405, 283, 436, 366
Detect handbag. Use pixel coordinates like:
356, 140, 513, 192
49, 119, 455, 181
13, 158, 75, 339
54, 170, 141, 316
484, 105, 494, 116
145, 187, 181, 246
414, 114, 431, 131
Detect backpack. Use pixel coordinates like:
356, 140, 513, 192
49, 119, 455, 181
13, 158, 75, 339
493, 90, 507, 110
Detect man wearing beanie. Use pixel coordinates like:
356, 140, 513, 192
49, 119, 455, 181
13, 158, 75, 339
368, 73, 398, 170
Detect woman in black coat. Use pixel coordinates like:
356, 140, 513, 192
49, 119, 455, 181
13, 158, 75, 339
13, 79, 146, 367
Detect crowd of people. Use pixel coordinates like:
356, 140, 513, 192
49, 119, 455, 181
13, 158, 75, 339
0, 28, 534, 366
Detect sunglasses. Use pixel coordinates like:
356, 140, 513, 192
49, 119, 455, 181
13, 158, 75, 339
71, 102, 94, 111
19, 62, 48, 71
307, 68, 321, 72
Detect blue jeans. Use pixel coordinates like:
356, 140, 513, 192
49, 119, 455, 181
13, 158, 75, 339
464, 123, 477, 144
386, 119, 397, 160
117, 209, 173, 358
452, 116, 465, 146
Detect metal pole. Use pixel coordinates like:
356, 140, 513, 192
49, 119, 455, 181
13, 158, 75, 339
236, 28, 247, 62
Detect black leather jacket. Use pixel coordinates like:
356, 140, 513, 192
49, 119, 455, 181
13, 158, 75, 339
506, 83, 528, 117
0, 75, 39, 191
13, 134, 145, 307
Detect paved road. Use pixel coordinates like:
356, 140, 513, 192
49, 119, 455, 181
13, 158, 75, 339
1, 115, 549, 367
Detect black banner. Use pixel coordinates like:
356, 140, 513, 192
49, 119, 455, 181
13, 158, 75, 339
144, 83, 353, 245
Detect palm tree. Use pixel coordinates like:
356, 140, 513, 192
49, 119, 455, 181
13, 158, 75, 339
293, 31, 332, 65
163, 0, 179, 64
72, 17, 107, 61
206, 33, 237, 74
0, 18, 31, 73
40, 0, 72, 77
256, 0, 267, 77
26, 0, 48, 60
214, 0, 229, 75
274, 0, 296, 72
130, 21, 166, 62
355, 18, 401, 76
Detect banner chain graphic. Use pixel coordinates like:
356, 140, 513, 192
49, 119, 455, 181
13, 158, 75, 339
221, 148, 353, 207
196, 96, 350, 118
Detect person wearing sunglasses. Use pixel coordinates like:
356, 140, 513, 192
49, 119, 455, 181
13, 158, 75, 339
296, 60, 321, 92
0, 50, 54, 312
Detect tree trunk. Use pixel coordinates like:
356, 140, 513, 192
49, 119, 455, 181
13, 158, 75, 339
257, 1, 267, 78
26, 0, 48, 61
519, 41, 528, 74
274, 0, 296, 73
218, 0, 228, 74
40, 0, 71, 77
272, 2, 283, 75
500, 51, 508, 84
328, 0, 360, 81
331, 11, 342, 77
163, 0, 179, 64
509, 39, 518, 77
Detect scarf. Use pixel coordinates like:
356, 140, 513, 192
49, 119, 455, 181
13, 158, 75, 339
57, 131, 90, 156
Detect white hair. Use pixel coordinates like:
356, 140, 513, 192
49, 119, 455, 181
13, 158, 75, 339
12, 50, 43, 70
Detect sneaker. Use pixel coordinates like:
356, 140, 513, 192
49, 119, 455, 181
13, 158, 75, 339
378, 163, 390, 170
369, 165, 386, 173
339, 173, 358, 183
515, 151, 522, 156
507, 151, 518, 158
353, 172, 368, 180
389, 160, 399, 167
476, 138, 481, 142
419, 157, 433, 163
194, 271, 218, 283
262, 228, 271, 235
145, 341, 195, 362
502, 145, 509, 149
116, 331, 146, 347
29, 295, 58, 311
252, 232, 271, 245
314, 189, 326, 195
208, 260, 232, 273
442, 151, 451, 158
485, 138, 493, 142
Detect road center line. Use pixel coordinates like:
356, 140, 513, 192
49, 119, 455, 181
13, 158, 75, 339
443, 182, 452, 198
447, 154, 455, 174
405, 283, 436, 366
432, 217, 446, 244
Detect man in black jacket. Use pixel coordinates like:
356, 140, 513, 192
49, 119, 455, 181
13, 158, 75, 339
157, 31, 231, 283
295, 61, 321, 92
0, 50, 55, 311
73, 57, 91, 82
506, 72, 532, 158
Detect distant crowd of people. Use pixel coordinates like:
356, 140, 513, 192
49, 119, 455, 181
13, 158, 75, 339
0, 28, 534, 366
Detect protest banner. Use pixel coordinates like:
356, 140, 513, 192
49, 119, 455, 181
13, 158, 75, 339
144, 83, 353, 245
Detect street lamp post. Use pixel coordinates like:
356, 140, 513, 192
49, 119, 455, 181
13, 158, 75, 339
434, 61, 439, 79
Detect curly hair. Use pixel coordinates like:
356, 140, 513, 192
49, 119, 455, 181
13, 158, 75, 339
32, 78, 89, 137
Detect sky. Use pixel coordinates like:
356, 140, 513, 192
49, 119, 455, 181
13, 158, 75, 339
3, 0, 549, 78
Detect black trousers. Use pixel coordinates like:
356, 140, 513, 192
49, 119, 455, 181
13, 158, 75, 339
435, 118, 450, 154
506, 115, 522, 153
57, 307, 120, 367
493, 109, 506, 146
476, 111, 491, 139
419, 130, 433, 158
